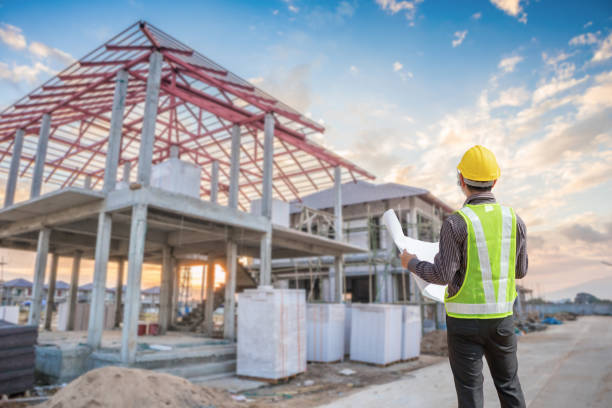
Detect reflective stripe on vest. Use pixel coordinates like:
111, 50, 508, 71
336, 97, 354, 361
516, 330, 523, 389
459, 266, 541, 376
445, 204, 517, 317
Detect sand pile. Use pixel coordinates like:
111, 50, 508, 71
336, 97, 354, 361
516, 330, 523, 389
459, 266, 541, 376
38, 366, 241, 408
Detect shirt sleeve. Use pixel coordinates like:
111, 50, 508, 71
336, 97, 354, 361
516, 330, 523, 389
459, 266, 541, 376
407, 215, 464, 285
515, 214, 528, 279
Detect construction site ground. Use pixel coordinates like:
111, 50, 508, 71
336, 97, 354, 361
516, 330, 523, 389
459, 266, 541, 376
316, 315, 612, 408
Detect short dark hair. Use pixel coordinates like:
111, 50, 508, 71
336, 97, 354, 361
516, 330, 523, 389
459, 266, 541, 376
467, 184, 493, 192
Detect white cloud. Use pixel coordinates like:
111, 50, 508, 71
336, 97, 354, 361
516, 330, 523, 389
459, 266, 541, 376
472, 12, 482, 20
376, 0, 423, 21
288, 4, 299, 13
349, 65, 359, 74
542, 51, 572, 66
29, 41, 75, 66
491, 86, 530, 108
0, 61, 55, 84
393, 61, 403, 72
569, 32, 598, 46
592, 32, 612, 62
584, 21, 592, 28
248, 76, 264, 85
337, 1, 356, 18
0, 23, 26, 50
532, 75, 588, 104
490, 0, 527, 23
273, 9, 279, 15
498, 55, 523, 72
452, 30, 468, 47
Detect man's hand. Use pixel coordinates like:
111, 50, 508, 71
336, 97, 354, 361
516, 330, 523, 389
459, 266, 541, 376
400, 249, 417, 270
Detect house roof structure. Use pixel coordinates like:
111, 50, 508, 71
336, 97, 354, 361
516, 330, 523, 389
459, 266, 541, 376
0, 21, 374, 211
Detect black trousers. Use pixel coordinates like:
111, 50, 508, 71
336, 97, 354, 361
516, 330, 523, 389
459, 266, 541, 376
446, 315, 526, 408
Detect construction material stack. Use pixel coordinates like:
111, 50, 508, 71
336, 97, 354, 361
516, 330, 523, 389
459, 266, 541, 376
307, 303, 345, 362
350, 304, 402, 365
401, 305, 421, 360
237, 286, 306, 380
0, 320, 37, 395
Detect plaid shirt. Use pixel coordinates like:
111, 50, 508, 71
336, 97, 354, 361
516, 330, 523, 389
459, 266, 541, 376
407, 192, 528, 297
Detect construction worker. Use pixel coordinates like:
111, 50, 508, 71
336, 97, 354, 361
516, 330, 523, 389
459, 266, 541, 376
401, 145, 527, 408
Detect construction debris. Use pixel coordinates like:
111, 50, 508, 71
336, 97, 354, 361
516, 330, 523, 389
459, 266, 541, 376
420, 330, 448, 356
37, 366, 241, 408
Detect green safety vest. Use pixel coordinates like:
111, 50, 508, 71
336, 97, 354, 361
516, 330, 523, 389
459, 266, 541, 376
445, 203, 518, 319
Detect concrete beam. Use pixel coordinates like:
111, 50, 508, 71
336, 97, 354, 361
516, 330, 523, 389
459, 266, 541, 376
44, 253, 59, 331
30, 114, 51, 199
204, 259, 215, 335
159, 245, 172, 334
67, 250, 82, 331
28, 228, 50, 326
137, 52, 162, 187
210, 160, 219, 204
228, 124, 241, 209
103, 70, 129, 193
88, 212, 113, 349
223, 239, 237, 340
4, 128, 24, 207
121, 203, 148, 363
114, 257, 124, 328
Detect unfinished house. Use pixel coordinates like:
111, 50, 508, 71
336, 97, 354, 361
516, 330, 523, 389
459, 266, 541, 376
268, 181, 452, 330
0, 21, 372, 382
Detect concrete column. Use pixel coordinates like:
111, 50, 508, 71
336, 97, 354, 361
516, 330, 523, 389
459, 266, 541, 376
137, 51, 162, 187
44, 253, 59, 330
333, 166, 344, 302
103, 70, 129, 193
204, 259, 216, 335
28, 228, 50, 326
259, 113, 274, 286
30, 113, 51, 198
223, 240, 238, 340
84, 175, 92, 189
121, 204, 148, 363
210, 160, 219, 204
114, 258, 124, 328
4, 128, 24, 207
261, 113, 274, 219
87, 212, 113, 348
67, 250, 82, 331
159, 246, 172, 334
228, 124, 241, 209
171, 260, 179, 326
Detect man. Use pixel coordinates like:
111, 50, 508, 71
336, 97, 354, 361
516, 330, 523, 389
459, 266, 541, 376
401, 145, 527, 408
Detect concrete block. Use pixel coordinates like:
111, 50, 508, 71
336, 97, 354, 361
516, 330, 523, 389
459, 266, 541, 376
307, 303, 345, 362
401, 305, 421, 360
237, 287, 306, 380
151, 158, 201, 198
250, 198, 290, 227
0, 306, 19, 324
350, 304, 402, 365
57, 303, 116, 331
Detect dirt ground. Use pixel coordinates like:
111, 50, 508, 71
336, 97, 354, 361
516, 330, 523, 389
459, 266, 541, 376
234, 355, 444, 407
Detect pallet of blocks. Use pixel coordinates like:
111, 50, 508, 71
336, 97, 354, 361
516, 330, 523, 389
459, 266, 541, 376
350, 304, 403, 366
237, 286, 306, 381
307, 303, 345, 363
401, 305, 422, 361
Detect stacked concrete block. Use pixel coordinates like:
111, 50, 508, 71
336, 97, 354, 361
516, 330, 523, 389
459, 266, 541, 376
350, 304, 402, 365
151, 158, 202, 198
344, 304, 351, 355
401, 305, 421, 361
307, 303, 345, 362
57, 303, 115, 331
237, 287, 306, 380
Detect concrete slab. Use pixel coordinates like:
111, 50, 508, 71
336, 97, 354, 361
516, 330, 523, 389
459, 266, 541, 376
0, 188, 103, 222
196, 375, 268, 393
319, 316, 612, 408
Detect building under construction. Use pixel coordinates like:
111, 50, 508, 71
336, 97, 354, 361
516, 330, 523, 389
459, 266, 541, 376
0, 21, 374, 380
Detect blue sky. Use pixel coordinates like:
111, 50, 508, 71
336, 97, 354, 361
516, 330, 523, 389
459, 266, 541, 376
1, 0, 611, 300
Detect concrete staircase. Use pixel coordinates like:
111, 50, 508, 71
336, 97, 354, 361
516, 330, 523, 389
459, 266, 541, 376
90, 342, 237, 382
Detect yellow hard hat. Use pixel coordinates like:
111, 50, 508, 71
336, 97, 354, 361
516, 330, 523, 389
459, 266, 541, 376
457, 145, 500, 182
